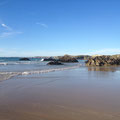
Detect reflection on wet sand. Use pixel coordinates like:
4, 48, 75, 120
87, 66, 117, 72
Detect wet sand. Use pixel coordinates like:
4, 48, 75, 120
0, 67, 120, 120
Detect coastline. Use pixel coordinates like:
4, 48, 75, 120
0, 67, 120, 120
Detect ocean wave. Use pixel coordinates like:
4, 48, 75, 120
0, 62, 8, 65
0, 61, 42, 65
21, 65, 81, 75
0, 65, 81, 81
0, 72, 20, 81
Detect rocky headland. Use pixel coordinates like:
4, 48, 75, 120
86, 55, 120, 66
59, 55, 78, 63
74, 55, 91, 60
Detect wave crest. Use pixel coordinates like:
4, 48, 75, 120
0, 65, 81, 81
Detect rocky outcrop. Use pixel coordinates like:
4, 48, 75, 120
19, 58, 30, 61
47, 61, 63, 65
86, 56, 120, 66
41, 57, 56, 61
75, 55, 91, 60
59, 55, 78, 63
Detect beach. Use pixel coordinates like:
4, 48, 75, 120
0, 65, 120, 120
1, 0, 120, 119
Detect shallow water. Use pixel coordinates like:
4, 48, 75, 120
0, 66, 120, 120
0, 58, 82, 81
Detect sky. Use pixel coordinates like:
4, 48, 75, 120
0, 0, 120, 56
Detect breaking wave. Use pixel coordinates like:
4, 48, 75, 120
0, 65, 81, 81
0, 61, 41, 65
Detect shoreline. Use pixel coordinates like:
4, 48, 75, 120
0, 67, 120, 120
1, 64, 120, 82
0, 64, 82, 81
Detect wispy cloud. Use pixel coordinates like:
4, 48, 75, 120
36, 22, 48, 28
1, 23, 12, 31
88, 48, 120, 55
0, 31, 22, 38
0, 21, 22, 38
0, 48, 5, 53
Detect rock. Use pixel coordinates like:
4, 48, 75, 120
86, 56, 120, 66
19, 58, 30, 61
47, 61, 63, 65
59, 55, 78, 63
74, 55, 91, 60
41, 57, 56, 61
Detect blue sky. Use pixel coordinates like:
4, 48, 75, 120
0, 0, 120, 56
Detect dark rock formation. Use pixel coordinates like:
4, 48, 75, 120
86, 56, 120, 66
47, 61, 63, 65
59, 55, 78, 63
41, 57, 56, 61
19, 58, 30, 61
75, 55, 91, 60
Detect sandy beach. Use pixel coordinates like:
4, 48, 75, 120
1, 0, 120, 119
0, 66, 120, 120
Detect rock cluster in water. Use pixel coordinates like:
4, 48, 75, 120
46, 55, 78, 65
86, 56, 120, 66
42, 57, 56, 61
19, 58, 30, 61
59, 55, 78, 63
47, 61, 63, 65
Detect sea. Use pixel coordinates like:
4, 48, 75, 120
0, 57, 83, 81
1, 57, 120, 120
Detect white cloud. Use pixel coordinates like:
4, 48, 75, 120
36, 22, 48, 28
0, 21, 22, 38
1, 23, 12, 31
1, 48, 120, 57
88, 48, 120, 55
0, 31, 22, 38
0, 48, 5, 52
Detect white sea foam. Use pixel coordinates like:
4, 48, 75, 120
0, 62, 8, 65
0, 72, 20, 81
21, 65, 80, 75
0, 61, 42, 65
0, 65, 81, 81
